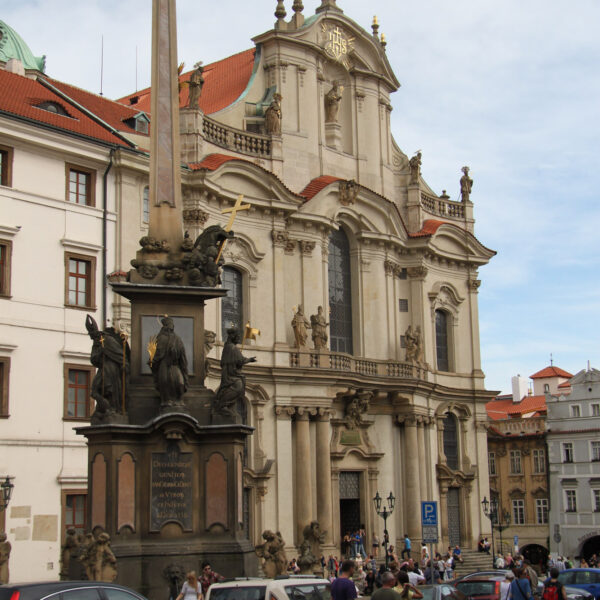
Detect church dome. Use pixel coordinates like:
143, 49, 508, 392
0, 20, 45, 72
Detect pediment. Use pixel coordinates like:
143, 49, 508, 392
424, 224, 496, 265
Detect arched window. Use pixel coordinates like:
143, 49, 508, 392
435, 309, 450, 371
328, 229, 353, 354
221, 266, 243, 340
443, 412, 459, 470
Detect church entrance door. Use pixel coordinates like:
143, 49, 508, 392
447, 488, 461, 547
339, 472, 361, 540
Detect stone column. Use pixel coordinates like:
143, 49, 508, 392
276, 406, 296, 547
316, 408, 333, 545
439, 483, 449, 548
417, 418, 426, 502
402, 415, 421, 543
295, 408, 313, 544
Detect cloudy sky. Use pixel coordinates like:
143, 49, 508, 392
4, 0, 599, 394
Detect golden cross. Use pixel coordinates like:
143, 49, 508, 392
222, 194, 251, 232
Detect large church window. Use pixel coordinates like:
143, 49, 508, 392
435, 309, 450, 372
443, 413, 459, 470
328, 229, 353, 354
221, 266, 243, 340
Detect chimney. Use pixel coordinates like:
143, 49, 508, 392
5, 58, 25, 76
511, 375, 528, 404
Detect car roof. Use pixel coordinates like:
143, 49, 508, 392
0, 581, 147, 599
562, 569, 600, 572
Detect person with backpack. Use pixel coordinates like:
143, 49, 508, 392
541, 568, 567, 600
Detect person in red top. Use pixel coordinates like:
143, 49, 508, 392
199, 562, 224, 596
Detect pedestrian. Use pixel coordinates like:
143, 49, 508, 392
331, 559, 358, 600
176, 571, 202, 600
199, 563, 224, 596
541, 567, 567, 600
500, 571, 514, 600
394, 570, 424, 600
444, 554, 454, 581
510, 567, 533, 600
401, 534, 412, 560
523, 559, 539, 595
373, 532, 381, 558
371, 572, 402, 600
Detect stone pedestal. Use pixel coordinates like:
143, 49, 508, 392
325, 122, 342, 150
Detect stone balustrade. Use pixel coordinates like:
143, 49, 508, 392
420, 192, 465, 219
202, 115, 272, 158
289, 351, 426, 379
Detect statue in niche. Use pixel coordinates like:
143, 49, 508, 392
310, 306, 329, 350
214, 326, 256, 418
343, 388, 372, 429
460, 165, 473, 202
186, 225, 233, 287
255, 530, 288, 577
325, 81, 343, 123
298, 521, 326, 574
414, 325, 425, 364
150, 317, 188, 406
409, 151, 422, 184
187, 62, 204, 109
85, 315, 130, 422
264, 92, 283, 135
0, 532, 11, 584
291, 305, 310, 348
404, 324, 417, 363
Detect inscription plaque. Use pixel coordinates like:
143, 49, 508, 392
151, 442, 193, 531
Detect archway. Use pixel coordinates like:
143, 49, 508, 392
581, 536, 600, 560
521, 544, 548, 572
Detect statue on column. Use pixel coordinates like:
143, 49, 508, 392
409, 151, 422, 184
0, 532, 11, 584
460, 166, 473, 202
325, 81, 343, 123
149, 317, 189, 406
265, 93, 283, 135
85, 315, 130, 422
214, 326, 256, 419
255, 530, 288, 577
292, 305, 310, 348
310, 306, 329, 350
187, 62, 204, 109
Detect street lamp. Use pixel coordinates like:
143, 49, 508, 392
481, 496, 496, 568
496, 506, 511, 558
373, 490, 395, 568
0, 476, 14, 511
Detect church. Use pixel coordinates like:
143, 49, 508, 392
0, 0, 496, 580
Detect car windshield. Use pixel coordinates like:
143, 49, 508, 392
284, 583, 331, 600
456, 581, 497, 596
210, 586, 266, 600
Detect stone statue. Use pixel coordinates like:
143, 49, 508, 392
404, 325, 417, 363
298, 521, 325, 574
163, 563, 186, 600
414, 325, 425, 364
264, 93, 282, 135
187, 225, 233, 287
0, 532, 11, 584
82, 532, 117, 582
310, 306, 329, 350
60, 527, 79, 580
339, 179, 358, 205
460, 166, 473, 202
204, 329, 216, 375
325, 81, 343, 123
292, 305, 310, 348
150, 317, 189, 406
344, 389, 372, 429
255, 530, 288, 577
214, 326, 256, 418
85, 315, 130, 422
187, 63, 204, 109
409, 151, 422, 184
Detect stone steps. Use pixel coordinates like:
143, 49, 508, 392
453, 549, 495, 576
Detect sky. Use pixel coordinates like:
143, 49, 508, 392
3, 0, 600, 394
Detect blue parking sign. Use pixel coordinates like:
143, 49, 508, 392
421, 501, 438, 526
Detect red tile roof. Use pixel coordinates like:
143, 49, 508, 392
408, 219, 446, 238
486, 394, 547, 420
530, 366, 573, 379
118, 49, 257, 116
189, 153, 244, 171
0, 69, 133, 147
299, 175, 343, 200
558, 381, 571, 389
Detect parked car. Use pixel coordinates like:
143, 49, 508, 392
454, 578, 502, 600
557, 569, 600, 600
205, 575, 331, 600
419, 584, 468, 600
0, 581, 149, 600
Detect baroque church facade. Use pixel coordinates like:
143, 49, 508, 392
0, 0, 495, 579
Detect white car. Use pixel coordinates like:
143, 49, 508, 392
205, 575, 331, 600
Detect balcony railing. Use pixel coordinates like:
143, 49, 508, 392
202, 115, 271, 158
289, 351, 426, 379
421, 192, 465, 219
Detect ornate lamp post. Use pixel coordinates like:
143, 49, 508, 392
495, 504, 511, 558
373, 490, 395, 568
0, 476, 14, 511
481, 496, 496, 568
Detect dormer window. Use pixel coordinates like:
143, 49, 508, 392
123, 112, 150, 134
35, 101, 71, 117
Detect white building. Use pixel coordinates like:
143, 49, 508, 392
547, 366, 600, 560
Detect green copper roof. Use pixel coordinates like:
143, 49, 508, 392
0, 20, 45, 72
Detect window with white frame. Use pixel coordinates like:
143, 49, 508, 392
591, 441, 600, 462
510, 450, 522, 474
512, 499, 525, 524
565, 489, 577, 512
488, 452, 496, 476
593, 489, 600, 512
535, 498, 549, 524
533, 449, 546, 474
563, 442, 574, 463
592, 403, 600, 417
571, 405, 581, 417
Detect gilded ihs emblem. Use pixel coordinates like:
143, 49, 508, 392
321, 22, 355, 69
